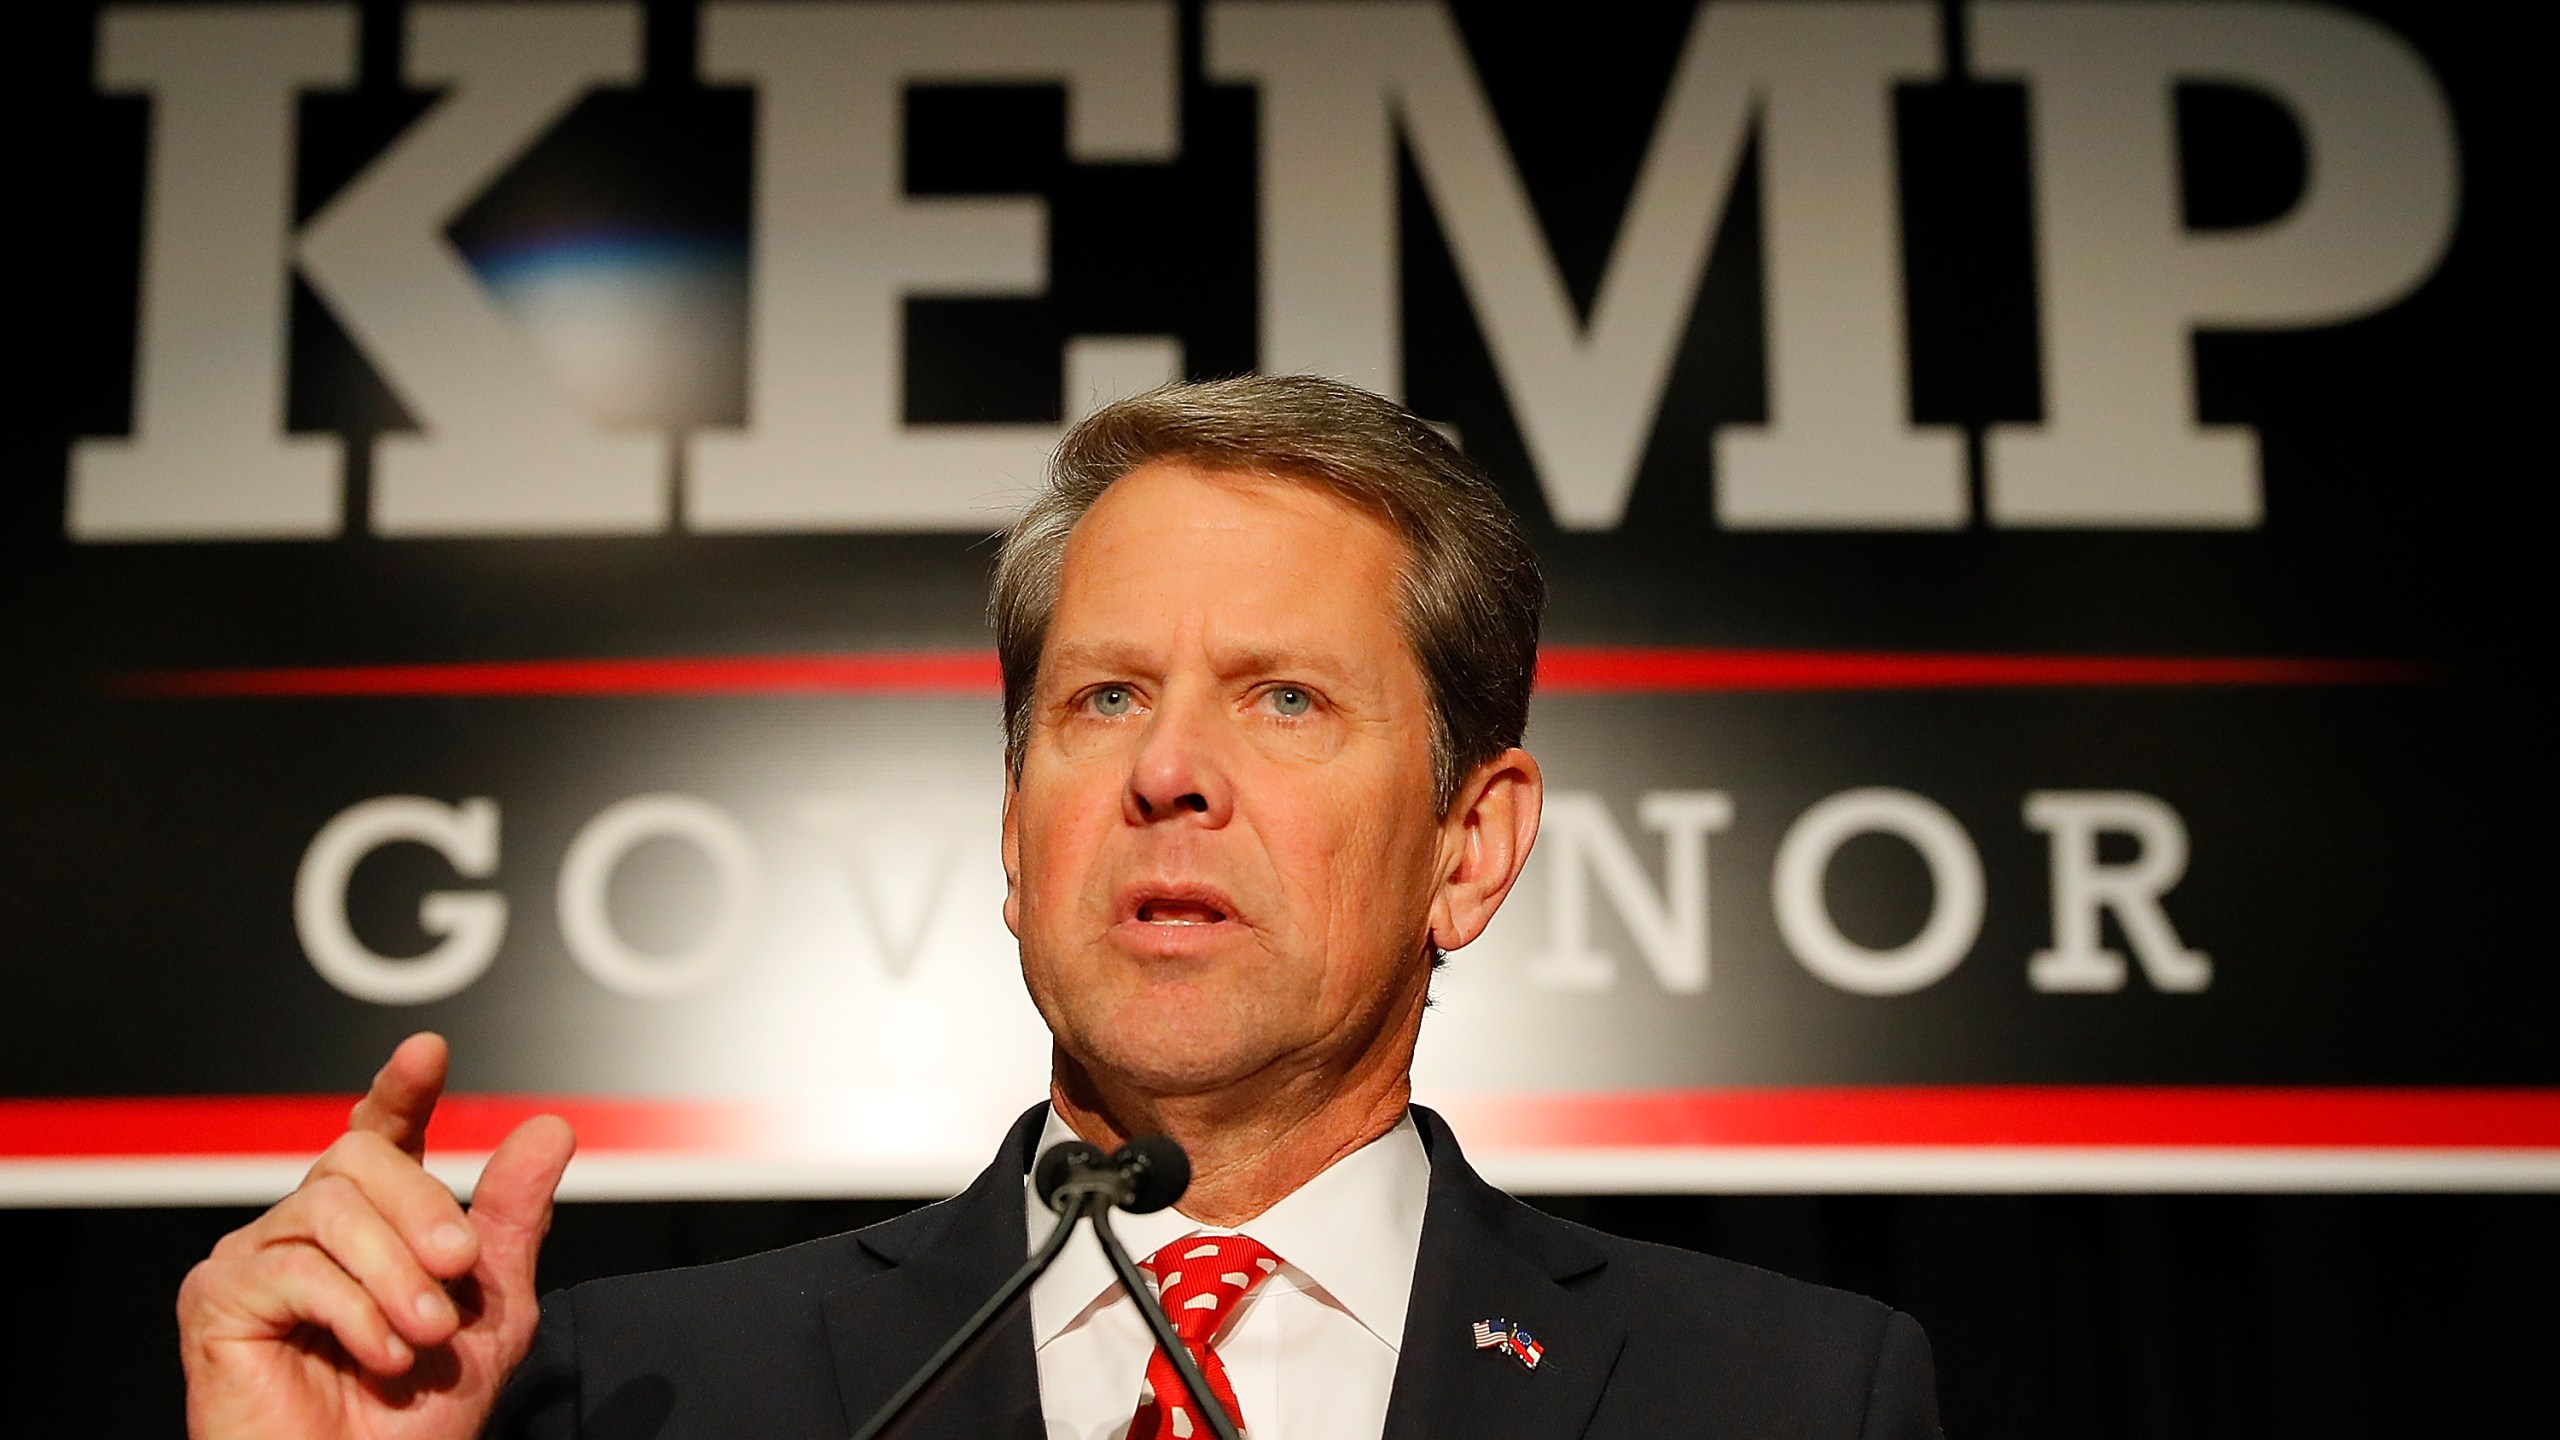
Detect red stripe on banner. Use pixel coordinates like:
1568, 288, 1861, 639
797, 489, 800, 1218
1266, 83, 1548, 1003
114, 648, 2431, 698
0, 1095, 756, 1158
1530, 649, 2431, 692
1435, 1088, 2560, 1150
116, 652, 1002, 698
4, 1088, 2554, 1159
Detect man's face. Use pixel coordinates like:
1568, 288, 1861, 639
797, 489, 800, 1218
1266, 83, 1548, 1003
1003, 461, 1449, 1099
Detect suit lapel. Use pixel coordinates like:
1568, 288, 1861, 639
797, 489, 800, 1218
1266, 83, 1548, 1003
1381, 1108, 1627, 1440
816, 1106, 1050, 1440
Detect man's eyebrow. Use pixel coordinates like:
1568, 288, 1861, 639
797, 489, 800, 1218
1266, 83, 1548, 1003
1040, 640, 1153, 678
1040, 640, 1360, 683
1209, 645, 1354, 681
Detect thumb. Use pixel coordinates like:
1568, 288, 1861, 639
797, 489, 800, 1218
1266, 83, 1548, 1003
468, 1114, 576, 1298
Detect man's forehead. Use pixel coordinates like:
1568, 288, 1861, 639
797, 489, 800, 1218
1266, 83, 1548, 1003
1040, 461, 1418, 674
1074, 458, 1395, 537
1056, 464, 1402, 591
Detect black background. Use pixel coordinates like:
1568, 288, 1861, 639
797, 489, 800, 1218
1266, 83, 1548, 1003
1, 0, 2545, 1097
3, 0, 2550, 1432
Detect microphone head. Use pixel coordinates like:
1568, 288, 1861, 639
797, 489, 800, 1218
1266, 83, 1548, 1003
1112, 1135, 1191, 1214
1034, 1140, 1107, 1214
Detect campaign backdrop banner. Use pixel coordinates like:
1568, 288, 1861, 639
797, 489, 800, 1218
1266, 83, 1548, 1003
3, 0, 2550, 1203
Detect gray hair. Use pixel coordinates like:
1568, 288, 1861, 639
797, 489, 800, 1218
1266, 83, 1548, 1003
989, 374, 1545, 810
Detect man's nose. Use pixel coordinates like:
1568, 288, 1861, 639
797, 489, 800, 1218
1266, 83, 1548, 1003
1124, 688, 1233, 827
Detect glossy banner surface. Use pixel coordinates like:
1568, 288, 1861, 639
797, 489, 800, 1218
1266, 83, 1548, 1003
2, 0, 2544, 1200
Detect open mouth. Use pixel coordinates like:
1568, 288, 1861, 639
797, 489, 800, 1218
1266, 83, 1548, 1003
1135, 897, 1230, 926
1122, 883, 1240, 930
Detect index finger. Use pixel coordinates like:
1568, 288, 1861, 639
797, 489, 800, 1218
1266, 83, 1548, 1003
345, 1032, 449, 1161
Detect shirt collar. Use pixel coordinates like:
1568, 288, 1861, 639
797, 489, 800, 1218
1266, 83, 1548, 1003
1023, 1106, 1430, 1353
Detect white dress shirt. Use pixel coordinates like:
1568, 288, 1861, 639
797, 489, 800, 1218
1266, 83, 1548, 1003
1024, 1107, 1431, 1440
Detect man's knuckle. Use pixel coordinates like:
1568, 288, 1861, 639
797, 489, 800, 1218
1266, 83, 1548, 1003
301, 1170, 359, 1211
207, 1223, 263, 1262
334, 1128, 397, 1168
364, 1167, 452, 1239
304, 1145, 350, 1186
277, 1261, 359, 1334
278, 1241, 369, 1310
306, 1187, 386, 1263
286, 1247, 354, 1298
176, 1258, 220, 1316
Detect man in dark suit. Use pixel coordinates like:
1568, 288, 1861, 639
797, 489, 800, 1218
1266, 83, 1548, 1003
489, 1102, 1937, 1439
177, 377, 1940, 1440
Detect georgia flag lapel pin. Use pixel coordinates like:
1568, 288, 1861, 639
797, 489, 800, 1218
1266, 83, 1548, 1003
1471, 1318, 1545, 1371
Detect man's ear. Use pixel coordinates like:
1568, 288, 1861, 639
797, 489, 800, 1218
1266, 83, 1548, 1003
1427, 747, 1543, 953
1000, 771, 1023, 938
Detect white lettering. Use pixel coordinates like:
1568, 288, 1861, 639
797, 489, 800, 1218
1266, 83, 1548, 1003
294, 796, 506, 1005
297, 2, 664, 534
2024, 789, 2210, 991
1529, 790, 1734, 992
796, 798, 968, 979
1772, 787, 1983, 994
1974, 0, 2459, 526
556, 793, 762, 997
690, 2, 1179, 530
71, 6, 354, 541
1212, 1, 1958, 530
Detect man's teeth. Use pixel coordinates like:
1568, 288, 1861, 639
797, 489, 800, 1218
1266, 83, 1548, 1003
1139, 902, 1224, 924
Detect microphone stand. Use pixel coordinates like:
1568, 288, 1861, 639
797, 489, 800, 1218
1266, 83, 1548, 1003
846, 1150, 1248, 1440
847, 1193, 1090, 1440
1088, 1202, 1247, 1440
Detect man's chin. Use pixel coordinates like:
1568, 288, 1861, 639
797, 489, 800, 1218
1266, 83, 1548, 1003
1061, 1018, 1285, 1103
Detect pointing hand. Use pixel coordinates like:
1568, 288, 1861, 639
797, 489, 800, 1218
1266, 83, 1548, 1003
178, 1033, 575, 1440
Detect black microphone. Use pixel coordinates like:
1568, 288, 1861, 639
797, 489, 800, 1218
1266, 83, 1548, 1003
847, 1134, 1241, 1440
1037, 1134, 1191, 1216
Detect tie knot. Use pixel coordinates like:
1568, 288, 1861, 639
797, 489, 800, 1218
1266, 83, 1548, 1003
1139, 1233, 1282, 1341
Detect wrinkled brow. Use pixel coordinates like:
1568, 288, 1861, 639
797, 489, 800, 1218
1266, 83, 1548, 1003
1039, 638, 1365, 688
1037, 639, 1153, 684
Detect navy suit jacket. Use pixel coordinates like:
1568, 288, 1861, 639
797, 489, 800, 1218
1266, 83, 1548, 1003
489, 1105, 1941, 1439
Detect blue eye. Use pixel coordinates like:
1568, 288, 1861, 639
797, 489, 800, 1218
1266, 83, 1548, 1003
1268, 686, 1312, 717
1090, 685, 1135, 717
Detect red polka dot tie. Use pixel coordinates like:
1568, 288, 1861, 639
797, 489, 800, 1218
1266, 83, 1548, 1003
1123, 1233, 1282, 1440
